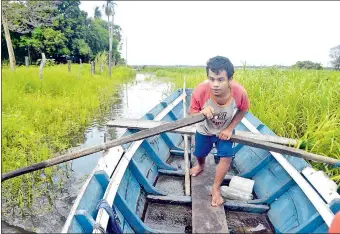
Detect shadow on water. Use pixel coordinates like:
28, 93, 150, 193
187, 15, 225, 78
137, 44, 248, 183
1, 73, 174, 233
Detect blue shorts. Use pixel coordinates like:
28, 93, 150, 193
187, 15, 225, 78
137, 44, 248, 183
193, 131, 234, 158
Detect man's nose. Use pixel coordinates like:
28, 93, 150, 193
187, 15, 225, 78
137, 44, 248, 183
212, 80, 219, 87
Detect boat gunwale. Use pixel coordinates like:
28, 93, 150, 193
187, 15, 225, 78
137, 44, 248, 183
61, 146, 125, 233
92, 93, 186, 233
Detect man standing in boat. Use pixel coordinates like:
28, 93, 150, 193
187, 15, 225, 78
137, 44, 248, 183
189, 56, 250, 207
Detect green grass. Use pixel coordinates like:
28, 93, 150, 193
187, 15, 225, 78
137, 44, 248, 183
143, 67, 340, 184
1, 64, 135, 209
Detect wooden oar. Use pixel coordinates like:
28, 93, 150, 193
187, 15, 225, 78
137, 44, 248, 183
1, 114, 206, 182
229, 135, 340, 165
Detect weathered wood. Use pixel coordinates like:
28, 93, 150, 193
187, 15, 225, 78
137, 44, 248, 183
230, 134, 339, 165
224, 200, 270, 213
91, 61, 95, 75
39, 53, 46, 80
107, 118, 339, 165
192, 156, 229, 233
1, 114, 206, 182
170, 149, 191, 156
147, 195, 191, 205
158, 169, 185, 177
158, 169, 233, 182
25, 56, 29, 67
106, 118, 297, 146
183, 76, 191, 196
78, 59, 82, 79
68, 60, 71, 72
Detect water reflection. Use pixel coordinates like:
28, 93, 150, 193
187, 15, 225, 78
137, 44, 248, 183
1, 73, 174, 233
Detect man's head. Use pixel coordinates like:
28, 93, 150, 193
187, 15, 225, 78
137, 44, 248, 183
206, 56, 234, 96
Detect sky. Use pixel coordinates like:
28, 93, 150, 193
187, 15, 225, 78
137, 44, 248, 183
80, 1, 340, 67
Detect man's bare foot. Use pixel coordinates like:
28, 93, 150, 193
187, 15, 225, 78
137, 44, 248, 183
190, 164, 204, 177
211, 185, 224, 207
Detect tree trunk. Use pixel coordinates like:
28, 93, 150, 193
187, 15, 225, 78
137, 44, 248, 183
2, 12, 16, 71
111, 7, 115, 67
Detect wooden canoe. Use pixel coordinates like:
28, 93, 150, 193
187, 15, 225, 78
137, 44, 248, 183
62, 88, 340, 234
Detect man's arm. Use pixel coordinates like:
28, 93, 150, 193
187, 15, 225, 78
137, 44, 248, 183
218, 109, 247, 140
226, 109, 247, 130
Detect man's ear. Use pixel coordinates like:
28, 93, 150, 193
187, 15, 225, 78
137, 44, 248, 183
229, 76, 233, 80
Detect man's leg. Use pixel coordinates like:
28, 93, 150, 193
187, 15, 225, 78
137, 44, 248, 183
211, 137, 234, 207
190, 157, 206, 177
211, 157, 232, 206
190, 131, 213, 177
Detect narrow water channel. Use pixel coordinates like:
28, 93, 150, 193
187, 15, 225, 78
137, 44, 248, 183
1, 73, 174, 233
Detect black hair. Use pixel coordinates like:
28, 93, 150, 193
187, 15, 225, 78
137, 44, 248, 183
206, 56, 234, 80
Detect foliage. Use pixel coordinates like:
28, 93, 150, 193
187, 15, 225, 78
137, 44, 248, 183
1, 0, 124, 64
292, 60, 323, 70
330, 45, 340, 71
1, 65, 135, 210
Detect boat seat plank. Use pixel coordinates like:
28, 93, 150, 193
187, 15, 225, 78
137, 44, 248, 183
191, 156, 229, 233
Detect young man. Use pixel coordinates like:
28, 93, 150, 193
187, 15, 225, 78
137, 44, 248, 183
189, 56, 250, 207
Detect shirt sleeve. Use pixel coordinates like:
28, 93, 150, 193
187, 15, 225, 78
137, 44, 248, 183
237, 90, 250, 111
189, 89, 202, 113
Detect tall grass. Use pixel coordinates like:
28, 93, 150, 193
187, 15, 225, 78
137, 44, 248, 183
143, 67, 340, 184
1, 64, 135, 209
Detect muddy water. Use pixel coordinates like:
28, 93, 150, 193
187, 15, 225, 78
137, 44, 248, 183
1, 73, 174, 233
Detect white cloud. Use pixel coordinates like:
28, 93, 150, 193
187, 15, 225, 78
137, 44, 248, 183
80, 1, 340, 66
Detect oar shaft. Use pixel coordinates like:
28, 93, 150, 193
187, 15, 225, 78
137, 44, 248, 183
231, 135, 339, 165
1, 114, 206, 182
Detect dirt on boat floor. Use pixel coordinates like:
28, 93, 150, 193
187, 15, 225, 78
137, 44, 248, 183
226, 211, 274, 234
143, 203, 192, 233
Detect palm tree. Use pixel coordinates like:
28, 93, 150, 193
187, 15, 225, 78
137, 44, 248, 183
94, 6, 102, 19
102, 1, 117, 77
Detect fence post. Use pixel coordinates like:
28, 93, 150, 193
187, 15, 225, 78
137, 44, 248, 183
25, 56, 29, 67
68, 60, 71, 72
78, 59, 82, 79
91, 61, 95, 76
39, 53, 46, 80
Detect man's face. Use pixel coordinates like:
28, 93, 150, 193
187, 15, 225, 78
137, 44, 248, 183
207, 69, 229, 96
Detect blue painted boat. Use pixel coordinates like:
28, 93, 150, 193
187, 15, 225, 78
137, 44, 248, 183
62, 88, 340, 233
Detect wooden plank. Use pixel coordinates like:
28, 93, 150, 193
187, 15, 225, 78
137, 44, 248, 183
146, 195, 191, 205
192, 156, 229, 233
240, 117, 335, 227
223, 200, 269, 213
302, 167, 340, 204
182, 78, 191, 196
158, 169, 233, 182
106, 118, 297, 146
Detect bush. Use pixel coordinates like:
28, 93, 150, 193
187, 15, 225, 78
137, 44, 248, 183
292, 61, 323, 70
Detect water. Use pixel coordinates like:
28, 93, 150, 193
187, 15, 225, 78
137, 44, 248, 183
1, 73, 174, 233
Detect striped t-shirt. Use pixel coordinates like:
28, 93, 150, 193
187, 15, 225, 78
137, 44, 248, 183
189, 80, 250, 136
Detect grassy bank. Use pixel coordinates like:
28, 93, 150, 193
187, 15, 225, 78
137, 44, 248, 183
1, 64, 135, 209
144, 67, 340, 183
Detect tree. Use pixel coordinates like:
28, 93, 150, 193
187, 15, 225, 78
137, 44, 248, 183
329, 45, 340, 71
94, 6, 102, 19
102, 1, 117, 77
2, 4, 16, 70
292, 61, 323, 70
1, 1, 58, 70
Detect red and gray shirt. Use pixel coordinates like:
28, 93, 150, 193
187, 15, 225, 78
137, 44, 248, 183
189, 80, 250, 136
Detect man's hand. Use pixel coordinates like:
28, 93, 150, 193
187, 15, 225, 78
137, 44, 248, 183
200, 106, 214, 119
218, 127, 233, 140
